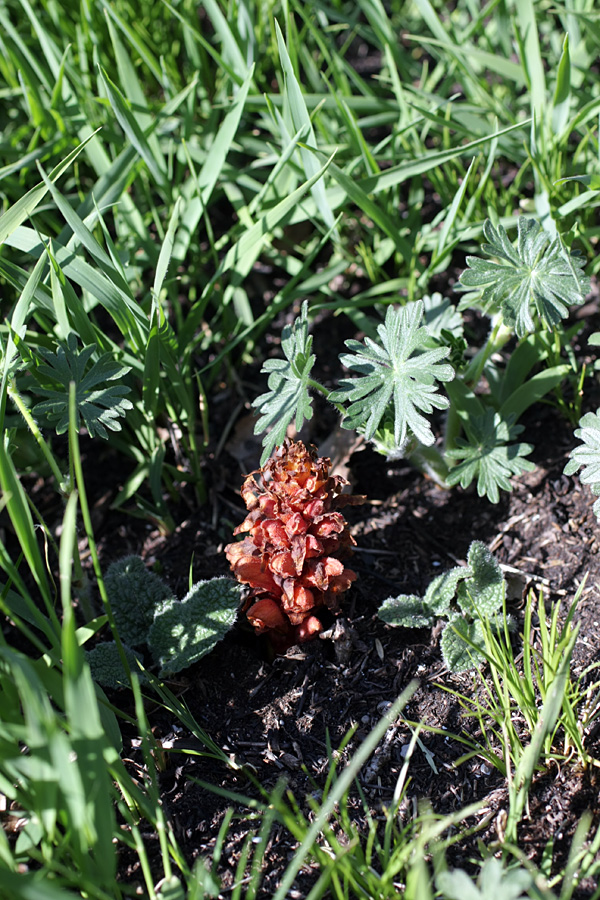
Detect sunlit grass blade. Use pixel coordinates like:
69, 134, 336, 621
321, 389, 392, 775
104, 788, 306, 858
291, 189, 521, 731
553, 34, 571, 137
0, 132, 98, 244
98, 66, 167, 188
173, 65, 254, 262
0, 252, 45, 419
5, 226, 148, 350
183, 150, 336, 344
271, 681, 419, 900
507, 627, 577, 842
0, 436, 59, 631
36, 164, 131, 295
514, 0, 546, 115
160, 0, 245, 85
275, 20, 336, 231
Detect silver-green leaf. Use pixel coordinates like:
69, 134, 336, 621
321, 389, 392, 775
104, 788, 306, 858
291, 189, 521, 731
331, 301, 454, 450
252, 301, 316, 464
148, 578, 241, 677
458, 217, 589, 337
564, 408, 600, 520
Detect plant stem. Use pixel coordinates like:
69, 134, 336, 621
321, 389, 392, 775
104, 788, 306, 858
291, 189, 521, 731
307, 378, 346, 416
462, 318, 513, 388
405, 442, 450, 487
7, 382, 65, 490
68, 383, 132, 683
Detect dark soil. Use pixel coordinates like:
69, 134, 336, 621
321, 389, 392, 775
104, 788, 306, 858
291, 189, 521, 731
68, 309, 600, 899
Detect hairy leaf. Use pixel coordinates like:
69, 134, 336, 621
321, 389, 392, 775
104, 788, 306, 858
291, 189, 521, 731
423, 567, 469, 614
377, 594, 436, 629
421, 293, 463, 344
104, 556, 173, 647
148, 578, 241, 677
446, 409, 534, 503
253, 301, 315, 464
30, 334, 133, 438
564, 409, 600, 520
86, 642, 146, 690
456, 541, 504, 617
379, 542, 507, 672
440, 616, 486, 672
330, 301, 454, 450
379, 568, 467, 630
458, 217, 589, 337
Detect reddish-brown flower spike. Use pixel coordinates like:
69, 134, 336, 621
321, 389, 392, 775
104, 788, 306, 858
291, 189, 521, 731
225, 439, 365, 652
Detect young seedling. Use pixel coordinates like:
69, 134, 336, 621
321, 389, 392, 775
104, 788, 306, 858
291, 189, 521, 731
378, 542, 505, 672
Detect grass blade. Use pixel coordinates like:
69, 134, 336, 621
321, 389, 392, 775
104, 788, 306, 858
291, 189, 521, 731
0, 133, 98, 244
271, 681, 419, 900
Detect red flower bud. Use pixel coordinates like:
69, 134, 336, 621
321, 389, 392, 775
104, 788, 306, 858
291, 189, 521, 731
225, 439, 365, 652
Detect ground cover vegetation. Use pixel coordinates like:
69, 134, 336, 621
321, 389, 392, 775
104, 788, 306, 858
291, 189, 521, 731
1, 0, 600, 896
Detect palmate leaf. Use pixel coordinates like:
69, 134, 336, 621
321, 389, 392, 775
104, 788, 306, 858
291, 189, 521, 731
564, 409, 600, 520
458, 217, 589, 337
421, 292, 463, 344
437, 856, 533, 900
330, 301, 454, 450
253, 301, 316, 464
446, 409, 534, 503
30, 333, 133, 438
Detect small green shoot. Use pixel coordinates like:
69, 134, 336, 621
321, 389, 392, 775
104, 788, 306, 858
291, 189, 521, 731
379, 541, 505, 672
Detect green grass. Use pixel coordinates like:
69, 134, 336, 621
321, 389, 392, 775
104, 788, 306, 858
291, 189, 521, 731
2, 0, 600, 896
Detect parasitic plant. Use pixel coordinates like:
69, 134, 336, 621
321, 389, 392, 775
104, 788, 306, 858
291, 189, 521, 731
226, 439, 365, 651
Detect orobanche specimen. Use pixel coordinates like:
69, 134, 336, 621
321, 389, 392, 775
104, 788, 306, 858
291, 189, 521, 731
226, 440, 365, 651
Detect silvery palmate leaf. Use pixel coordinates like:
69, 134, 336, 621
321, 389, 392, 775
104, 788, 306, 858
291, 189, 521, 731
564, 409, 600, 520
446, 408, 534, 504
330, 300, 454, 451
253, 300, 315, 464
458, 217, 589, 337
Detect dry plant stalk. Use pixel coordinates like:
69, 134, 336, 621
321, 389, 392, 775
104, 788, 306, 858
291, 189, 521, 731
226, 439, 365, 652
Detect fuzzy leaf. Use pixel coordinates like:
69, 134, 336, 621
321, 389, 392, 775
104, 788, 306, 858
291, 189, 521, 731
440, 616, 486, 672
421, 293, 464, 344
104, 556, 173, 647
30, 333, 133, 438
378, 594, 436, 629
446, 409, 534, 503
458, 217, 589, 338
437, 858, 532, 900
564, 408, 600, 519
330, 301, 454, 449
423, 567, 469, 614
148, 578, 241, 677
86, 641, 146, 690
436, 867, 482, 900
456, 541, 504, 616
253, 301, 315, 464
379, 567, 465, 628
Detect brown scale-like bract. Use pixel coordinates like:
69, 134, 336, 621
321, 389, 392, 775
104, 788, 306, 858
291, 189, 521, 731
225, 440, 365, 652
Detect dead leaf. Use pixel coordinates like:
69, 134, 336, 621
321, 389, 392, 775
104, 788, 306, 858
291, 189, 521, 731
318, 424, 364, 486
